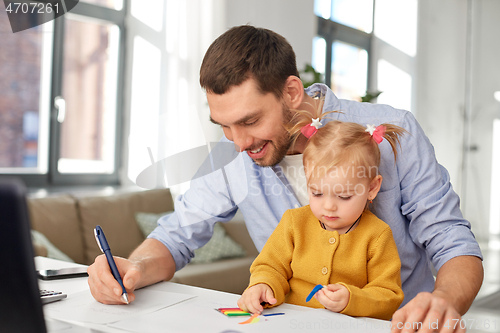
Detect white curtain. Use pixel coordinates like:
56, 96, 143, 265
125, 0, 225, 198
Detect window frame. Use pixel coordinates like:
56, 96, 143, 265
2, 1, 127, 188
316, 0, 375, 91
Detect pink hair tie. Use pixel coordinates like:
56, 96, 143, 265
301, 118, 322, 139
365, 124, 386, 144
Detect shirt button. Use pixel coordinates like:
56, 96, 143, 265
322, 267, 328, 275
294, 204, 299, 208
329, 237, 336, 244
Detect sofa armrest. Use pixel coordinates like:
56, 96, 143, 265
28, 195, 86, 264
78, 189, 174, 265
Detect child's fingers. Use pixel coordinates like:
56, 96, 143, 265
315, 290, 336, 309
323, 284, 349, 301
321, 287, 340, 301
324, 284, 342, 292
238, 286, 262, 313
315, 285, 349, 313
264, 288, 277, 305
237, 294, 251, 313
249, 297, 264, 314
238, 284, 275, 314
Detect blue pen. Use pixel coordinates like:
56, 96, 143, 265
263, 313, 285, 317
94, 225, 129, 304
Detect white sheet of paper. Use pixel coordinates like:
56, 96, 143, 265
110, 297, 391, 333
109, 296, 311, 333
218, 309, 390, 333
43, 289, 196, 325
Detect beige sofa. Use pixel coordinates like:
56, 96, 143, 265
28, 188, 258, 295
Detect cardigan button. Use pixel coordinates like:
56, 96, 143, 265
322, 267, 328, 275
329, 237, 336, 244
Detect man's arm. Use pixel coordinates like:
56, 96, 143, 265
434, 255, 483, 315
87, 238, 176, 304
127, 238, 177, 289
391, 255, 483, 333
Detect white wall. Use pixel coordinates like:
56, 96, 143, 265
465, 0, 500, 241
415, 0, 500, 241
415, 0, 468, 191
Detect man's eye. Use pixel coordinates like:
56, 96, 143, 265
244, 119, 258, 126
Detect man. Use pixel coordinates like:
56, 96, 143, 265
88, 25, 483, 332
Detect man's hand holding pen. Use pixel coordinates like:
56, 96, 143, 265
87, 254, 141, 305
91, 226, 141, 305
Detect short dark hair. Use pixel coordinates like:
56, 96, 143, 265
199, 25, 300, 100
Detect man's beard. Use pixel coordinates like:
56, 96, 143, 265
251, 105, 293, 167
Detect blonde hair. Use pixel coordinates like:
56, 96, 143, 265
287, 108, 407, 181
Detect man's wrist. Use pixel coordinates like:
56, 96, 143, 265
431, 288, 460, 314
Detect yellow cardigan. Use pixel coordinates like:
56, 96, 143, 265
248, 206, 404, 320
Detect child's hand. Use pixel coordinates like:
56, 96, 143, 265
314, 284, 349, 313
237, 284, 277, 314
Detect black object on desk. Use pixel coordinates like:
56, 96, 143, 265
0, 177, 47, 333
38, 266, 89, 280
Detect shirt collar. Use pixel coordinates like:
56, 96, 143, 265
304, 83, 341, 116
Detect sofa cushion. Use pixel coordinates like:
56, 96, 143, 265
135, 211, 174, 237
79, 189, 174, 264
222, 219, 259, 257
28, 195, 86, 264
31, 230, 74, 262
33, 242, 48, 258
189, 222, 246, 264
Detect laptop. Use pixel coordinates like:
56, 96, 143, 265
0, 178, 99, 333
0, 177, 47, 333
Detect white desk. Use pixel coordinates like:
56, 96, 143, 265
36, 257, 390, 333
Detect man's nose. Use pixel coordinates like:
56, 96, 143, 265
231, 127, 253, 152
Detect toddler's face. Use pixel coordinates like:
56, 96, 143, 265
307, 165, 379, 233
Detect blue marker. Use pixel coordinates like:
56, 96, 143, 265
94, 225, 129, 304
263, 313, 285, 317
306, 284, 324, 302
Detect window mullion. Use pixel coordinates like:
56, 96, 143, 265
48, 15, 65, 184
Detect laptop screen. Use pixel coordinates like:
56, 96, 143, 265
0, 178, 46, 333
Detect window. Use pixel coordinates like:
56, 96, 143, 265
0, 14, 52, 174
331, 40, 368, 101
313, 0, 417, 110
314, 0, 374, 100
0, 2, 126, 187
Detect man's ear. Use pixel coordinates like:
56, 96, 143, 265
283, 75, 304, 109
368, 175, 383, 201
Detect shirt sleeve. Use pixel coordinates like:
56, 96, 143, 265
398, 111, 482, 270
339, 227, 404, 320
247, 209, 295, 306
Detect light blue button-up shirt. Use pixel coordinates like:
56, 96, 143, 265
149, 84, 482, 307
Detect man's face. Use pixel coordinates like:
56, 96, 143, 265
208, 78, 292, 167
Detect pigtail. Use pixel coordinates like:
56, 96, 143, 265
286, 97, 340, 152
379, 124, 408, 161
286, 108, 318, 142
